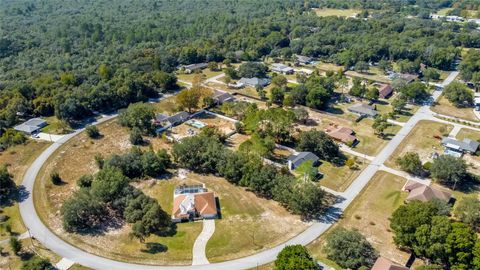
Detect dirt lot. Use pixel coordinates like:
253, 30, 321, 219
308, 172, 418, 269
296, 106, 400, 156
226, 133, 250, 150
386, 120, 453, 168
431, 96, 479, 122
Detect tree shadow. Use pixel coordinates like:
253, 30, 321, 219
141, 242, 168, 254
19, 251, 34, 261
0, 185, 29, 207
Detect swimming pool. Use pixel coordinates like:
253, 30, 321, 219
186, 119, 206, 129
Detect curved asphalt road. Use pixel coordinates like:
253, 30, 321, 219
19, 72, 458, 270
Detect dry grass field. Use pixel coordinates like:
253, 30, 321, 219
431, 96, 479, 122
308, 172, 416, 268
385, 120, 453, 168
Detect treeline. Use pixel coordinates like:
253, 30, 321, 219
62, 147, 172, 241
1, 0, 480, 130
172, 130, 329, 219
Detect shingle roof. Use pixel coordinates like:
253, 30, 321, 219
348, 104, 378, 117
442, 137, 480, 153
378, 84, 393, 98
404, 181, 452, 203
166, 111, 190, 125
13, 118, 47, 134
287, 152, 319, 168
213, 91, 235, 104
325, 126, 357, 144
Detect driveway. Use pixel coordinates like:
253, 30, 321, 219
192, 220, 216, 265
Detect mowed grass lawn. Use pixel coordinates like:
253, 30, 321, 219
375, 102, 419, 123
313, 8, 361, 17
0, 140, 51, 239
385, 120, 453, 168
307, 172, 411, 268
345, 70, 391, 84
431, 95, 479, 122
319, 154, 367, 192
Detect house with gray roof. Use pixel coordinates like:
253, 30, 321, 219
181, 63, 208, 74
287, 152, 319, 170
14, 118, 47, 135
294, 55, 313, 65
166, 112, 191, 126
271, 63, 294, 75
347, 104, 378, 118
238, 77, 270, 88
212, 91, 235, 105
442, 137, 479, 156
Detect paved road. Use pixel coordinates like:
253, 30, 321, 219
19, 72, 461, 270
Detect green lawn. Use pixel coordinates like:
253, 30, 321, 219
41, 116, 73, 134
319, 154, 367, 192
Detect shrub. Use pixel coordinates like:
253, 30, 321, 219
22, 256, 52, 270
77, 174, 93, 188
85, 125, 100, 138
50, 171, 62, 185
10, 237, 22, 255
130, 127, 144, 145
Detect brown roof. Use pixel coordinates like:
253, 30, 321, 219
325, 125, 357, 144
371, 257, 408, 270
404, 181, 451, 203
194, 192, 217, 216
172, 192, 217, 220
378, 84, 393, 98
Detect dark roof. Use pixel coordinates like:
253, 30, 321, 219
378, 84, 393, 98
287, 152, 319, 168
166, 111, 190, 124
442, 137, 480, 153
213, 91, 235, 104
348, 104, 378, 117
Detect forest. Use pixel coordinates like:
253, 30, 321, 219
1, 0, 480, 131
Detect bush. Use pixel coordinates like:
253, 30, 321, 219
22, 256, 52, 270
130, 127, 144, 145
77, 174, 93, 188
10, 237, 22, 255
50, 171, 62, 185
85, 125, 100, 138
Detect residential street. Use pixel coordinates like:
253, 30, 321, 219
18, 72, 465, 270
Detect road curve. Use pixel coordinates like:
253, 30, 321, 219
19, 72, 457, 270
